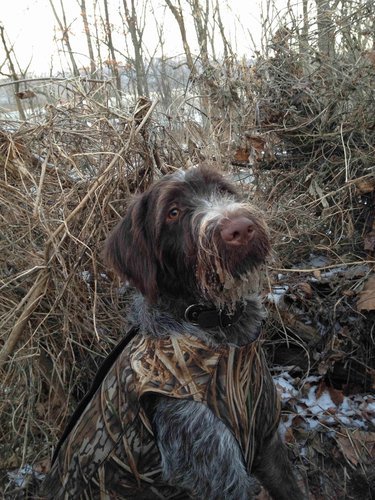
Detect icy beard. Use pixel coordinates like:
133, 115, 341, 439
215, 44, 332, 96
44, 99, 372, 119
191, 196, 267, 310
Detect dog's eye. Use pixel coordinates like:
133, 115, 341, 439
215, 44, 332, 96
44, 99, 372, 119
167, 207, 180, 221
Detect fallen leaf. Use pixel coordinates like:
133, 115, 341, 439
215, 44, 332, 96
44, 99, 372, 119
314, 374, 344, 406
33, 459, 50, 474
297, 282, 313, 298
336, 429, 375, 466
355, 178, 375, 194
357, 274, 375, 311
15, 90, 36, 99
313, 269, 321, 280
311, 434, 327, 456
327, 385, 344, 406
233, 147, 250, 163
284, 426, 295, 444
291, 415, 305, 427
316, 380, 326, 399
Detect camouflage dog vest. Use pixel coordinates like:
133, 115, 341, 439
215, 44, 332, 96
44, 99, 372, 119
42, 331, 280, 499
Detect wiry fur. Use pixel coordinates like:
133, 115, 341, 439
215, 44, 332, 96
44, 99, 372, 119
154, 397, 260, 499
103, 164, 305, 499
105, 165, 269, 308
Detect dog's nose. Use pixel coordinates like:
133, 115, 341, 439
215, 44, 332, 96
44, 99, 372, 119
220, 217, 255, 246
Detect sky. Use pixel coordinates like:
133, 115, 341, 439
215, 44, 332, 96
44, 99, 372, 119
0, 0, 289, 76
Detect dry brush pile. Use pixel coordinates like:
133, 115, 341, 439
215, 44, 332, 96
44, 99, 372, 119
0, 48, 374, 499
240, 45, 375, 499
0, 94, 173, 489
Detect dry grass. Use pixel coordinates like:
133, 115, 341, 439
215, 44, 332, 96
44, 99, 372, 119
0, 93, 168, 471
0, 46, 374, 498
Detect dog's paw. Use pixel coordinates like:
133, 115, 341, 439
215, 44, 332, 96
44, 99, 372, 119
249, 476, 262, 497
244, 475, 261, 499
220, 474, 260, 500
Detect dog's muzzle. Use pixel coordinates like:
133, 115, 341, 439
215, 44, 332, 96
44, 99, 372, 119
220, 217, 255, 247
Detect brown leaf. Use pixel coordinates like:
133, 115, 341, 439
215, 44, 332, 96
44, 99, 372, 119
327, 385, 344, 406
313, 269, 321, 280
291, 415, 305, 428
33, 458, 50, 474
311, 433, 327, 455
245, 135, 266, 152
316, 380, 326, 399
336, 429, 375, 466
357, 274, 375, 311
315, 380, 343, 406
297, 282, 313, 298
283, 426, 295, 444
234, 148, 249, 162
15, 90, 36, 99
354, 178, 375, 194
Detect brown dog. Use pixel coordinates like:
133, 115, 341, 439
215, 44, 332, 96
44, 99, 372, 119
41, 164, 304, 499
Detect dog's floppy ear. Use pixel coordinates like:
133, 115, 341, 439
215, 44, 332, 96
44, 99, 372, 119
103, 193, 158, 303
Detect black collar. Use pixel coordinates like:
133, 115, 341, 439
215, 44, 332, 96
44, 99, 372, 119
184, 302, 245, 329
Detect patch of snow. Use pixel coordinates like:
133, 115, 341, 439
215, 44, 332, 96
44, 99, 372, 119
231, 169, 254, 185
275, 372, 374, 433
7, 465, 44, 488
308, 418, 321, 430
267, 285, 288, 305
81, 270, 91, 283
311, 391, 335, 414
303, 375, 321, 384
274, 374, 299, 401
301, 385, 318, 407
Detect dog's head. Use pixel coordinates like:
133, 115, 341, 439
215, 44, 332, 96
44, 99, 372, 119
104, 165, 270, 307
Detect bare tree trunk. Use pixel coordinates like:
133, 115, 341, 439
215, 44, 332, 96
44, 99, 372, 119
213, 0, 233, 62
315, 0, 335, 57
294, 0, 310, 74
79, 0, 96, 76
48, 0, 80, 77
164, 0, 196, 76
0, 25, 26, 120
300, 0, 309, 53
122, 0, 149, 97
151, 12, 172, 108
93, 0, 104, 78
189, 0, 209, 68
102, 0, 122, 98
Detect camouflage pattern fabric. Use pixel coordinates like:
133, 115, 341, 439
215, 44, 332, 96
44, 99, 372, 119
42, 333, 280, 499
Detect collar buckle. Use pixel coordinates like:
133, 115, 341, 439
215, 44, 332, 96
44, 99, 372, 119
184, 302, 244, 329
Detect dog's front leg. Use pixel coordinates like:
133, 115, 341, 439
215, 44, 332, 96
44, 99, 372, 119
153, 396, 259, 499
253, 431, 306, 500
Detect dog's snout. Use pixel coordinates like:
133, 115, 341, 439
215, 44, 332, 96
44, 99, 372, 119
220, 217, 255, 246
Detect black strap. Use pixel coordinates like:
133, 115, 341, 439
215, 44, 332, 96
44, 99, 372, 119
51, 325, 139, 464
184, 302, 245, 328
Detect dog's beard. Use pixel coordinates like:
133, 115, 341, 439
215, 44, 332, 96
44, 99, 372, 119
192, 199, 268, 310
197, 266, 263, 311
